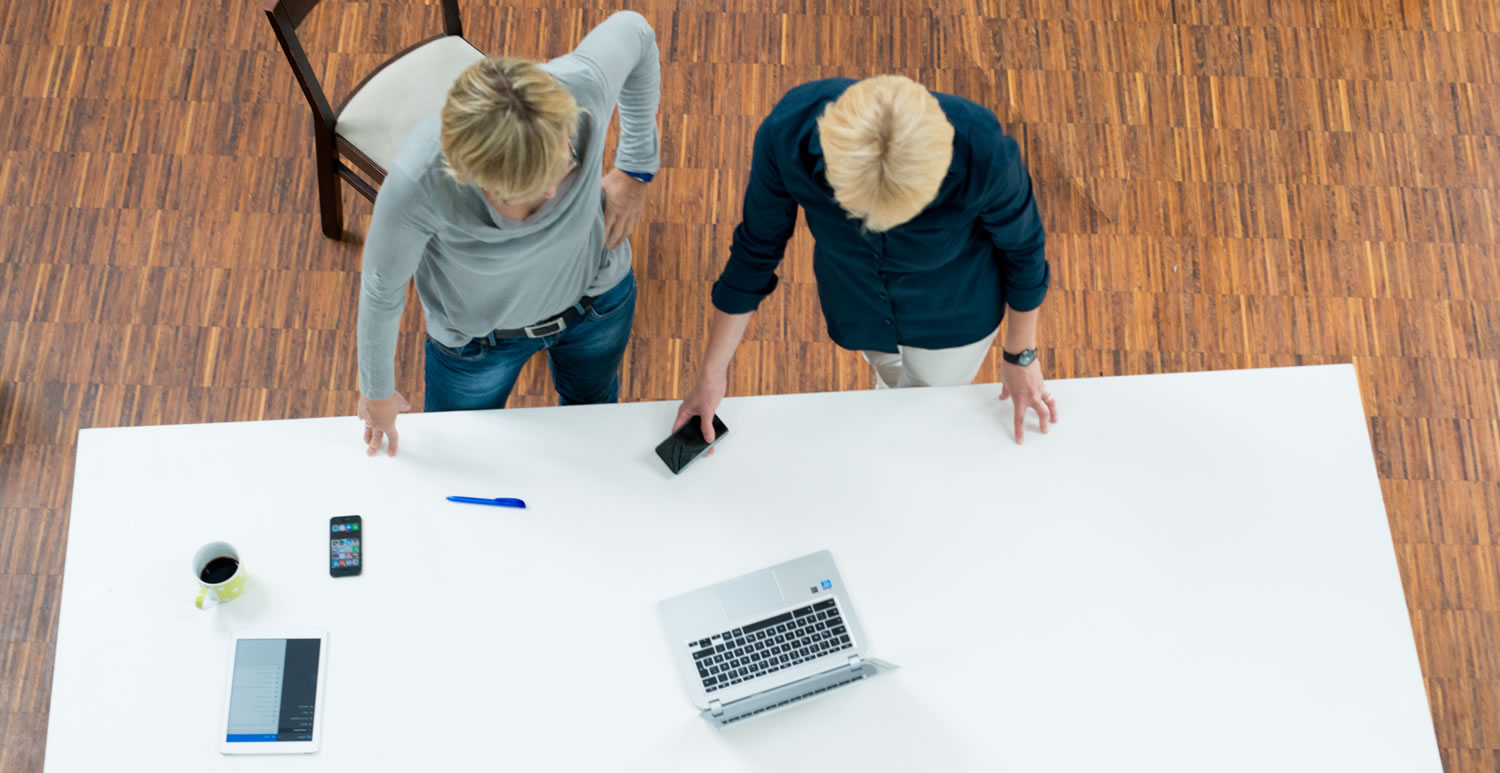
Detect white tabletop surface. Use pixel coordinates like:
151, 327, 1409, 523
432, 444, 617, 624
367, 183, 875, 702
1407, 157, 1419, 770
47, 365, 1440, 771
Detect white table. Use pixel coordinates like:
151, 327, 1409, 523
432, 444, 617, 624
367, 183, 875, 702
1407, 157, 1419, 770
47, 365, 1440, 771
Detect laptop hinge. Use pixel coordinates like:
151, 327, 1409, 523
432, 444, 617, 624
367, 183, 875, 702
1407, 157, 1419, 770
715, 657, 866, 716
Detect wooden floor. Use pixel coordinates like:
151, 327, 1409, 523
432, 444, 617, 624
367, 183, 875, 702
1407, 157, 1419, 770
1, 0, 1497, 768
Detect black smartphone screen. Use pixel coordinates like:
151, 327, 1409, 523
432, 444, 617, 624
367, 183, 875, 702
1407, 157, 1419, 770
656, 415, 729, 474
329, 515, 362, 577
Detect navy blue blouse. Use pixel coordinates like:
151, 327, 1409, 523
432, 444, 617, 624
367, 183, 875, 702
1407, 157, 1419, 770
712, 78, 1049, 353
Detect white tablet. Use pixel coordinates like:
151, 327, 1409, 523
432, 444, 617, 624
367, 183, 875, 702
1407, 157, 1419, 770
219, 630, 329, 755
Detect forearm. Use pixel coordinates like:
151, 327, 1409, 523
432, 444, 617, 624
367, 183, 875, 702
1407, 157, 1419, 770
358, 168, 431, 400
356, 285, 405, 400
614, 45, 660, 174
698, 309, 753, 380
1003, 305, 1040, 353
600, 12, 660, 173
357, 207, 423, 400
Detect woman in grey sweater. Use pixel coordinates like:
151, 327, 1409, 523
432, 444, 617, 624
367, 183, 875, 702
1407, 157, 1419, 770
356, 12, 661, 456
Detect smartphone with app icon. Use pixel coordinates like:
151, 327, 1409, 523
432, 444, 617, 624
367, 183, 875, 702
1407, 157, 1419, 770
329, 515, 362, 578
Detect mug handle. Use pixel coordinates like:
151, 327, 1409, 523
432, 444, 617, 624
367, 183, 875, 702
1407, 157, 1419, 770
195, 587, 220, 610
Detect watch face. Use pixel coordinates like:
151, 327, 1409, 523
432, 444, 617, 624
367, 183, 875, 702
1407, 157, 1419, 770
1018, 349, 1037, 366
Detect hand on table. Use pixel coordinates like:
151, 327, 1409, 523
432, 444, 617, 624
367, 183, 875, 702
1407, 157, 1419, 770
358, 391, 411, 457
998, 360, 1057, 445
602, 169, 648, 249
673, 372, 727, 453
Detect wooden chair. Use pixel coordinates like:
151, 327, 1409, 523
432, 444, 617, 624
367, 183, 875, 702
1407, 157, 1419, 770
264, 0, 484, 238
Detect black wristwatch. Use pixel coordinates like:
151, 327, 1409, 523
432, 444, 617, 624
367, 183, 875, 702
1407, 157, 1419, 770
1002, 347, 1037, 367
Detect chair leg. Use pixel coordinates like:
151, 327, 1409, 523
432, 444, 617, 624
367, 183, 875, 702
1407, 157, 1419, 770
314, 123, 343, 239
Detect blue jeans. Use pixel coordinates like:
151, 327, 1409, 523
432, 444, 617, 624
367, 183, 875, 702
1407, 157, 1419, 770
423, 272, 637, 412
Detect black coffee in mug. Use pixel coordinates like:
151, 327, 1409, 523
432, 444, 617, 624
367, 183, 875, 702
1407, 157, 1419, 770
199, 556, 239, 584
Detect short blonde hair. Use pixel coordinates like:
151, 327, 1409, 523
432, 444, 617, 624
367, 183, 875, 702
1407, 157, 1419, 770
441, 56, 580, 202
816, 75, 955, 232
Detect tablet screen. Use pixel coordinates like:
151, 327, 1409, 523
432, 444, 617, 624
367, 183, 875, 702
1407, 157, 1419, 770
225, 638, 321, 743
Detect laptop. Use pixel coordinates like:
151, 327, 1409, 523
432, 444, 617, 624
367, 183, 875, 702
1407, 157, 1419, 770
659, 550, 897, 727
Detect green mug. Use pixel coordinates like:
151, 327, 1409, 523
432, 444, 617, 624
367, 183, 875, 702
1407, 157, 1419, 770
193, 541, 246, 609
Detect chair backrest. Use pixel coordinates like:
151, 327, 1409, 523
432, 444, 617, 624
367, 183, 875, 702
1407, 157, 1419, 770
264, 0, 464, 133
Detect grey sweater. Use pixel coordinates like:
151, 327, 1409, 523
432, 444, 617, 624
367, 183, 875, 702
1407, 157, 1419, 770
357, 11, 661, 399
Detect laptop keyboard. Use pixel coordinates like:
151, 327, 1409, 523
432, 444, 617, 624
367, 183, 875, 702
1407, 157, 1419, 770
688, 598, 853, 694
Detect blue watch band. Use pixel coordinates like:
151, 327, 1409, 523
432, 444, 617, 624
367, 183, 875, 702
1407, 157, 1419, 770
621, 170, 655, 184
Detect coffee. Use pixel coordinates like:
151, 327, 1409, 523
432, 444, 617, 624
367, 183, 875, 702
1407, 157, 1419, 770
199, 556, 239, 584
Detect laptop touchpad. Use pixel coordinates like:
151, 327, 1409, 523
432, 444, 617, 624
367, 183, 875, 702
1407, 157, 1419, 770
718, 571, 785, 621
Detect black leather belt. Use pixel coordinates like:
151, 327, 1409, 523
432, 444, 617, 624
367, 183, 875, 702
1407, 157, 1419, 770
482, 295, 598, 343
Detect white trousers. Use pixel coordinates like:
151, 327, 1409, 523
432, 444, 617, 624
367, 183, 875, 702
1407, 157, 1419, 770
861, 327, 1000, 389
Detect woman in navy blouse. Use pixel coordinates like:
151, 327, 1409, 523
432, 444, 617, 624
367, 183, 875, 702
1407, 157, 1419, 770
675, 75, 1058, 445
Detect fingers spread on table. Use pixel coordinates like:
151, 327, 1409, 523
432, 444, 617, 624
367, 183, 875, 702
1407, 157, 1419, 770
1034, 396, 1051, 434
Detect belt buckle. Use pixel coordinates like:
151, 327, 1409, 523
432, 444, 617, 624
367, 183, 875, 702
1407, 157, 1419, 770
524, 317, 566, 338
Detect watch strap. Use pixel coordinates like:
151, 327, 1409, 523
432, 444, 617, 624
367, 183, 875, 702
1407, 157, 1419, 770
1002, 348, 1037, 366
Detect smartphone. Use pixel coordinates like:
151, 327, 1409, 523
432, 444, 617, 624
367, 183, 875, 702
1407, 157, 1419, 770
656, 415, 729, 475
329, 515, 362, 578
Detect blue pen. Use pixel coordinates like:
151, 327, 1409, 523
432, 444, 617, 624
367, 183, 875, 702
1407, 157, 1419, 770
446, 496, 527, 509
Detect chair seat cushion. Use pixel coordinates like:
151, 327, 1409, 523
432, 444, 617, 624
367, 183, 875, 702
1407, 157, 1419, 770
337, 36, 485, 171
